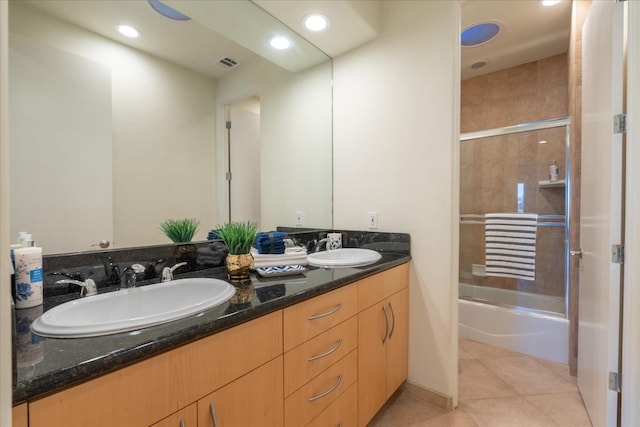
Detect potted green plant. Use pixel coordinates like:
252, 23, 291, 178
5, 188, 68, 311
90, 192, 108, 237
159, 218, 200, 243
215, 221, 258, 286
160, 218, 200, 268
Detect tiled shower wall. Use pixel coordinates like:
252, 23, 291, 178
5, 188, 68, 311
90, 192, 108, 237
460, 54, 569, 302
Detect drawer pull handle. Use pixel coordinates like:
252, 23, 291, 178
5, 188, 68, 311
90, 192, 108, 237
382, 305, 389, 343
308, 338, 343, 361
209, 402, 219, 427
308, 303, 343, 320
179, 420, 185, 427
388, 301, 396, 339
308, 374, 343, 402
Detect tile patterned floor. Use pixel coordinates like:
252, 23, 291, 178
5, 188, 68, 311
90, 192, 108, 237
368, 338, 592, 427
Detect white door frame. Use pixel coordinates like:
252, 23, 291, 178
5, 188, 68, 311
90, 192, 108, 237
0, 1, 12, 424
622, 0, 640, 425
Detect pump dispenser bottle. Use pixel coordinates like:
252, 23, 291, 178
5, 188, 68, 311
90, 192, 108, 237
13, 235, 43, 309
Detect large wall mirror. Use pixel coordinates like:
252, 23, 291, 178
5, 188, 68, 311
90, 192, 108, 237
8, 0, 333, 254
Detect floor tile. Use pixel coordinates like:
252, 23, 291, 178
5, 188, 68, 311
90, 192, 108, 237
459, 338, 522, 359
458, 345, 475, 360
525, 391, 592, 427
367, 339, 591, 427
458, 359, 518, 402
480, 356, 577, 395
461, 396, 555, 427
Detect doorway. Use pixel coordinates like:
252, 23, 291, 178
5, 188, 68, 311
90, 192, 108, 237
226, 96, 261, 226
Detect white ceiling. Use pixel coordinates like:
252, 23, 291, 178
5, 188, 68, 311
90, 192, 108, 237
18, 0, 572, 81
461, 0, 572, 79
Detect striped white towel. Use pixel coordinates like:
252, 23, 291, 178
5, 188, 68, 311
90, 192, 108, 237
485, 213, 538, 281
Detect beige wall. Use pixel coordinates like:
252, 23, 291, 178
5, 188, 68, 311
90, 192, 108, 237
9, 2, 217, 250
333, 1, 460, 401
460, 54, 569, 300
215, 58, 333, 230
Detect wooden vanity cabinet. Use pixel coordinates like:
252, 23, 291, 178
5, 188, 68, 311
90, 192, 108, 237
21, 262, 410, 427
27, 311, 282, 427
357, 264, 409, 427
150, 403, 197, 427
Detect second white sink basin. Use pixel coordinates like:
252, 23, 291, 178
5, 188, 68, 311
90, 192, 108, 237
31, 278, 236, 338
307, 248, 382, 268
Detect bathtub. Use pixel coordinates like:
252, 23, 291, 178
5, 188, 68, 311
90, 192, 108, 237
459, 287, 569, 364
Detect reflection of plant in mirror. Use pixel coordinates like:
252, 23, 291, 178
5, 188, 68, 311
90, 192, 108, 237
215, 221, 258, 254
159, 218, 200, 243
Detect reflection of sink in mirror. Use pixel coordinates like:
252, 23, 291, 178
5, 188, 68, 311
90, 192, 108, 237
31, 278, 236, 338
307, 248, 382, 268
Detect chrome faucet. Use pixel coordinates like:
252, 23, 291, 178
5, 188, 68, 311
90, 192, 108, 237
161, 262, 187, 282
314, 238, 329, 252
55, 278, 98, 298
120, 267, 137, 289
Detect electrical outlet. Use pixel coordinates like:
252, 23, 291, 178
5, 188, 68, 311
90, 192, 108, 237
368, 211, 378, 229
295, 211, 303, 226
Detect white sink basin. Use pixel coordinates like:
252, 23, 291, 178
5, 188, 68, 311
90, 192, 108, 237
31, 278, 236, 338
307, 248, 382, 268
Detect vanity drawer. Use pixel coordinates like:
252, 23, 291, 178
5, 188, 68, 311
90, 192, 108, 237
284, 349, 358, 427
283, 284, 357, 351
306, 382, 358, 427
284, 316, 357, 397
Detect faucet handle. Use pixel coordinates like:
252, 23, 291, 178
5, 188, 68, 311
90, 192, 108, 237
55, 278, 98, 298
161, 262, 187, 282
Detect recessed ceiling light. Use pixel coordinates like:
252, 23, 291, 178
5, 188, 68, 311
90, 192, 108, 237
148, 0, 191, 21
116, 25, 140, 38
539, 140, 548, 144
461, 22, 502, 47
270, 36, 291, 50
541, 0, 562, 6
303, 14, 329, 32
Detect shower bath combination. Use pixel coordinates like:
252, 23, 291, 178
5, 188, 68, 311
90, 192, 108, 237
458, 117, 571, 364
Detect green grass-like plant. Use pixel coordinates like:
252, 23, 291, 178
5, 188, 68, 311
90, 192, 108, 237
215, 221, 258, 254
159, 218, 200, 243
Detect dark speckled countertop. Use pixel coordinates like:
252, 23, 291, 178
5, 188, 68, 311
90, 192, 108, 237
13, 252, 410, 404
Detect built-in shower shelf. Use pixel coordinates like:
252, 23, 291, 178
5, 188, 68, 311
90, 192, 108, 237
538, 179, 565, 188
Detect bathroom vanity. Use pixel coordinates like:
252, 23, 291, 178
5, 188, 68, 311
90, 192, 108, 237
12, 243, 410, 427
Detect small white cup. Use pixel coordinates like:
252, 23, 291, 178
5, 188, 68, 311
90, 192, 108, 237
327, 233, 342, 250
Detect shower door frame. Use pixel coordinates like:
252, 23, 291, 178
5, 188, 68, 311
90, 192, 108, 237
460, 116, 572, 318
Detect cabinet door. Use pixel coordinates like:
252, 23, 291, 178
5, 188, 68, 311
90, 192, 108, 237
357, 301, 388, 427
12, 404, 28, 427
197, 356, 283, 427
151, 404, 197, 427
386, 288, 409, 396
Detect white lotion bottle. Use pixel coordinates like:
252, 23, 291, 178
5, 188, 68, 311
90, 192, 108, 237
13, 236, 43, 309
549, 160, 559, 182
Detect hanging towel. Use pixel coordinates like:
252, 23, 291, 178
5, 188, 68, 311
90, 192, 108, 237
485, 213, 538, 281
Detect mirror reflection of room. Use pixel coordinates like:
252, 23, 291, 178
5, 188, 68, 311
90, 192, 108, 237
8, 0, 332, 254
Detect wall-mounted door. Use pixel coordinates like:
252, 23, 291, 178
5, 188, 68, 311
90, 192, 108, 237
578, 1, 625, 426
227, 97, 260, 225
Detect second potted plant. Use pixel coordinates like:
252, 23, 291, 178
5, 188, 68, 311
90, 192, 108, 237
215, 221, 258, 286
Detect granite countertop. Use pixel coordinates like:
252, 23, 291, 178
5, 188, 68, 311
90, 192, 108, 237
13, 252, 410, 404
